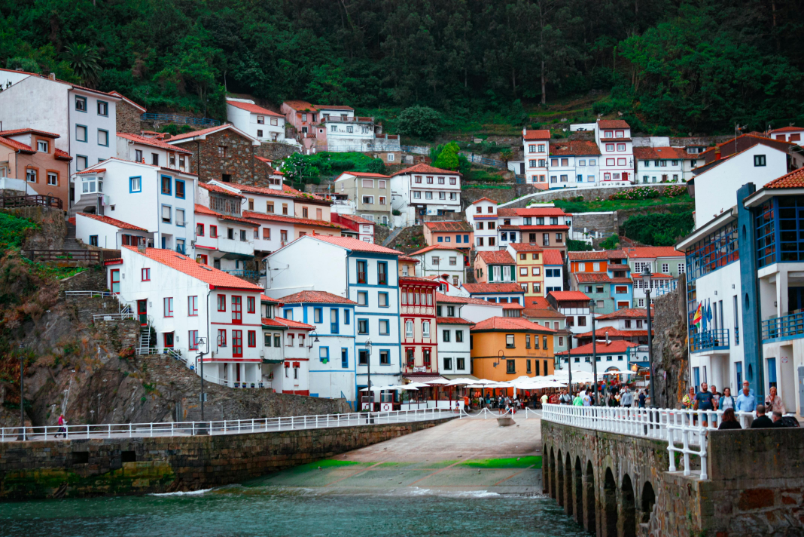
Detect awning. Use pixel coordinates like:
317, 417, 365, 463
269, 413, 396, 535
442, 374, 480, 381
402, 375, 447, 384
262, 358, 283, 364
220, 251, 255, 261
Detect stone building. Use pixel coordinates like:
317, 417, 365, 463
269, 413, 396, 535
110, 91, 146, 134
167, 124, 261, 185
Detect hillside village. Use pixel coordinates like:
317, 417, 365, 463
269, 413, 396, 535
1, 64, 804, 419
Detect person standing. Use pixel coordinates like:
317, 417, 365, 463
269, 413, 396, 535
540, 392, 548, 408
735, 381, 757, 413
765, 386, 786, 415
57, 413, 66, 438
694, 382, 715, 427
719, 387, 735, 411
710, 385, 720, 409
638, 390, 647, 408
573, 392, 584, 406
621, 388, 633, 408
559, 390, 572, 406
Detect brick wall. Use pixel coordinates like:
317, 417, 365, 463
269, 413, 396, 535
116, 102, 142, 135
0, 417, 452, 499
179, 130, 257, 185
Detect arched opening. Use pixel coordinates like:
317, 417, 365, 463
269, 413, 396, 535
604, 468, 618, 537
641, 481, 656, 524
585, 460, 596, 533
574, 457, 583, 525
621, 474, 637, 537
550, 448, 557, 499
557, 449, 565, 507
543, 445, 550, 495
565, 454, 573, 516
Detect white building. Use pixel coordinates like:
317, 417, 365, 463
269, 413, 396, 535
264, 235, 404, 392
556, 340, 640, 375
390, 164, 461, 225
548, 140, 601, 188
76, 213, 151, 250
116, 133, 193, 173
595, 119, 635, 185
226, 98, 287, 143
436, 292, 503, 325
466, 197, 500, 251
543, 250, 565, 294
436, 309, 473, 377
194, 183, 259, 273
275, 290, 358, 406
262, 315, 314, 395
547, 291, 593, 340
522, 128, 550, 187
72, 158, 197, 256
623, 246, 685, 307
107, 245, 265, 388
0, 73, 121, 178
495, 205, 574, 247
767, 126, 804, 147
633, 146, 695, 183
409, 245, 467, 286
689, 144, 789, 229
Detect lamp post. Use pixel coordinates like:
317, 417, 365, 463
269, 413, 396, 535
18, 344, 25, 441
589, 299, 598, 405
196, 336, 208, 434
365, 339, 373, 411
641, 267, 656, 408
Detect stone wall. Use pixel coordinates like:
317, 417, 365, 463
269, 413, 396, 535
0, 417, 451, 499
1, 206, 67, 250
651, 279, 690, 408
501, 184, 682, 209
571, 212, 619, 238
255, 141, 298, 161
116, 101, 142, 135
182, 130, 257, 185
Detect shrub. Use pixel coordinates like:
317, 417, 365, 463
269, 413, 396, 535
397, 105, 442, 140
567, 239, 594, 252
599, 235, 621, 250
622, 212, 694, 246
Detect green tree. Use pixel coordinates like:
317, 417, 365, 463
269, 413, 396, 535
397, 106, 442, 140
433, 142, 461, 170
5, 57, 40, 73
64, 44, 101, 87
280, 154, 321, 186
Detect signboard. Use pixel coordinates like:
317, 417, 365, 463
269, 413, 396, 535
413, 366, 427, 373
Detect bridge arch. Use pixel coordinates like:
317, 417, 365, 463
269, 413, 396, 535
641, 481, 656, 524
621, 474, 637, 537
550, 447, 557, 499
556, 449, 565, 507
604, 467, 618, 537
574, 456, 583, 524
564, 453, 573, 516
585, 460, 596, 533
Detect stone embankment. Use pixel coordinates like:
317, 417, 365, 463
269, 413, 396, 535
650, 279, 690, 408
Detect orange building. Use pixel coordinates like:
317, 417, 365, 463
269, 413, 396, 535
0, 128, 71, 208
470, 317, 556, 382
568, 249, 627, 274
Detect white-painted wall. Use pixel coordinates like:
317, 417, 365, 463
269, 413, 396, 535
0, 76, 70, 152
69, 88, 118, 174
226, 100, 286, 143
595, 122, 635, 185
0, 69, 32, 92
437, 322, 472, 375
413, 249, 466, 286
76, 214, 150, 250
465, 199, 498, 251
116, 137, 191, 173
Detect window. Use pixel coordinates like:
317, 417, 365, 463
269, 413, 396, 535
379, 319, 389, 335
357, 291, 367, 306
248, 331, 256, 348
141, 268, 150, 281
88, 235, 98, 246
314, 307, 323, 324
754, 155, 766, 167
175, 208, 185, 227
405, 320, 414, 337
218, 146, 227, 158
175, 180, 186, 199
358, 319, 369, 334
378, 262, 387, 285
357, 260, 367, 283
164, 297, 174, 317
98, 129, 109, 146
217, 294, 226, 312
188, 296, 198, 316
422, 321, 431, 338
218, 329, 227, 347
378, 292, 388, 307
231, 296, 242, 323
25, 168, 37, 183
506, 359, 516, 374
76, 124, 88, 142
161, 205, 171, 223
506, 334, 515, 348
232, 330, 243, 357
246, 296, 255, 314
532, 267, 540, 276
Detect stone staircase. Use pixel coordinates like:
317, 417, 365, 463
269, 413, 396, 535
63, 219, 83, 250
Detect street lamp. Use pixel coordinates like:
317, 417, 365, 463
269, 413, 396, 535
18, 344, 25, 441
196, 336, 208, 434
365, 339, 373, 411
641, 267, 656, 408
589, 299, 598, 405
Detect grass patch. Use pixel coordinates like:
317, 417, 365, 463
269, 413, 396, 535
554, 194, 693, 213
462, 184, 512, 190
460, 456, 542, 469
288, 459, 365, 473
0, 212, 36, 249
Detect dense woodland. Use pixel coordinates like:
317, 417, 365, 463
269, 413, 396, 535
1, 0, 803, 133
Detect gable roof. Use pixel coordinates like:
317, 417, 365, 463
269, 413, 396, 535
462, 282, 523, 294
597, 120, 630, 129
574, 328, 649, 339
768, 126, 804, 134
167, 124, 259, 144
568, 250, 626, 261
124, 247, 263, 291
477, 250, 515, 265
698, 134, 793, 162
542, 250, 564, 265
277, 290, 356, 305
273, 317, 315, 330
199, 182, 246, 198
243, 210, 345, 230
109, 91, 146, 113
472, 197, 498, 205
0, 136, 35, 153
117, 132, 193, 154
549, 140, 601, 156
336, 213, 375, 225
306, 234, 403, 255
226, 100, 283, 117
391, 163, 461, 177
77, 213, 148, 231
633, 146, 695, 160
335, 171, 391, 181
595, 307, 653, 320
762, 167, 804, 189
282, 100, 317, 111
435, 292, 502, 307
497, 207, 569, 217
423, 220, 473, 232
507, 243, 542, 253
436, 317, 475, 325
548, 290, 590, 302
623, 246, 683, 258
409, 245, 466, 256
195, 204, 260, 226
523, 129, 551, 141
471, 316, 556, 333
0, 128, 61, 139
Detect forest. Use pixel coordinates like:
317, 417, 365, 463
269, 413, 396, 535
1, 0, 803, 134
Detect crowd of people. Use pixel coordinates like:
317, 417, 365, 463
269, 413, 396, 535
552, 385, 650, 408
681, 381, 799, 429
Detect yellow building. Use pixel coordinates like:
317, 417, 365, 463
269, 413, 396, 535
470, 317, 555, 382
506, 243, 545, 297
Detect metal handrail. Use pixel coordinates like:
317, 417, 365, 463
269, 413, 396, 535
690, 328, 730, 353
761, 311, 804, 341
65, 290, 114, 298
0, 408, 454, 443
92, 312, 136, 322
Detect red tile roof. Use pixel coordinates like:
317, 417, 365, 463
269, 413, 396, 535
471, 316, 556, 333
55, 149, 72, 160
0, 136, 34, 153
278, 290, 356, 304
575, 328, 649, 339
497, 207, 569, 217
556, 340, 639, 356
597, 120, 630, 129
523, 308, 566, 320
199, 182, 246, 198
633, 146, 695, 160
623, 247, 683, 258
462, 282, 523, 294
499, 225, 569, 232
400, 276, 440, 285
109, 91, 146, 113
595, 308, 652, 320
542, 250, 564, 265
523, 129, 551, 141
0, 128, 61, 139
336, 213, 375, 225
195, 204, 260, 226
762, 167, 804, 189
315, 104, 355, 111
227, 100, 284, 117
261, 317, 288, 328
471, 197, 498, 205
549, 140, 600, 156
307, 234, 404, 255
117, 133, 193, 154
399, 256, 419, 264
575, 273, 615, 283
548, 290, 590, 301
124, 247, 263, 291
76, 168, 106, 174
507, 243, 542, 253
477, 250, 515, 265
569, 251, 615, 261
435, 292, 503, 307
273, 317, 315, 330
699, 134, 794, 158
282, 100, 317, 111
501, 302, 525, 310
436, 317, 474, 325
768, 126, 804, 134
335, 171, 391, 179
168, 124, 257, 144
243, 210, 345, 230
261, 294, 281, 303
77, 213, 148, 231
391, 163, 461, 177
525, 296, 552, 309
423, 220, 473, 232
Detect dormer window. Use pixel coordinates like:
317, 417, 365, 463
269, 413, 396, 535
36, 140, 48, 152
615, 130, 624, 138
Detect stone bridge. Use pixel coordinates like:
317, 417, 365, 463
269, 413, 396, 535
542, 417, 804, 537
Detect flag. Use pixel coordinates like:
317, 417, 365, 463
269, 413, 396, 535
692, 303, 702, 329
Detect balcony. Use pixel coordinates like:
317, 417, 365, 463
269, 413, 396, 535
761, 312, 804, 342
218, 237, 254, 257
223, 269, 260, 280
690, 329, 730, 353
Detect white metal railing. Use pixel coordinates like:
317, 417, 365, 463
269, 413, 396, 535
65, 290, 114, 298
92, 311, 136, 322
541, 404, 757, 480
0, 408, 454, 443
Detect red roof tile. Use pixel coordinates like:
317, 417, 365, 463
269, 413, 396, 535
595, 308, 653, 320
575, 328, 649, 339
261, 294, 281, 303
549, 140, 601, 156
77, 213, 148, 231
117, 133, 193, 154
0, 136, 34, 153
76, 168, 106, 175
282, 100, 317, 111
278, 290, 356, 304
0, 128, 61, 139
109, 91, 146, 113
273, 317, 315, 330
548, 290, 590, 301
335, 171, 391, 179
623, 247, 683, 258
336, 213, 375, 225
763, 168, 804, 189
315, 104, 355, 111
598, 120, 630, 129
523, 308, 566, 320
471, 316, 556, 332
575, 273, 614, 283
55, 149, 72, 160
462, 283, 523, 294
243, 210, 344, 230
477, 250, 515, 265
195, 204, 260, 226
306, 234, 404, 255
633, 146, 694, 160
435, 292, 503, 307
199, 182, 246, 198
507, 243, 543, 253
436, 317, 474, 325
497, 207, 569, 217
399, 256, 419, 264
391, 163, 461, 177
556, 340, 639, 356
423, 220, 473, 232
501, 302, 524, 309
542, 250, 564, 265
261, 317, 288, 328
124, 247, 263, 291
400, 276, 440, 285
525, 296, 551, 309
523, 129, 551, 141
499, 225, 569, 232
168, 124, 257, 143
227, 100, 284, 117
768, 126, 804, 134
568, 250, 624, 261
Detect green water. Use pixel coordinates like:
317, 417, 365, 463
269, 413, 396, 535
0, 487, 587, 537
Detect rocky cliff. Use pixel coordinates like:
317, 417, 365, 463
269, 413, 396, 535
650, 277, 690, 408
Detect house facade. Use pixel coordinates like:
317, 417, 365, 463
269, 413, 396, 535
168, 125, 261, 186
466, 197, 499, 251
595, 119, 635, 185
768, 126, 804, 147
76, 213, 150, 250
390, 164, 461, 225
116, 133, 193, 173
470, 317, 556, 381
474, 250, 516, 284
623, 246, 685, 308
409, 245, 468, 287
507, 243, 545, 297
633, 146, 695, 183
548, 140, 601, 188
399, 276, 440, 379
522, 128, 550, 188
334, 172, 393, 225
331, 213, 375, 243
547, 290, 592, 340
461, 282, 525, 306
0, 128, 71, 208
226, 98, 287, 143
422, 220, 473, 249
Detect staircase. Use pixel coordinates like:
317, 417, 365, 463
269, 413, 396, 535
63, 219, 82, 250
138, 323, 151, 355
383, 225, 406, 247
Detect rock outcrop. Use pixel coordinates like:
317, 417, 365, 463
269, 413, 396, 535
650, 277, 690, 408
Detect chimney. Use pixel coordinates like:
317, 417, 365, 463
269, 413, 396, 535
715, 147, 721, 161
49, 73, 56, 81
162, 133, 172, 141
605, 331, 610, 345
137, 241, 146, 254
